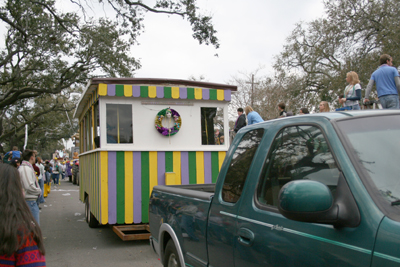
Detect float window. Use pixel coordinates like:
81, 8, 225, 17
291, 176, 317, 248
106, 104, 133, 144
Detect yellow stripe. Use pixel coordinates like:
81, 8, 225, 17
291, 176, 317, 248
149, 86, 157, 98
100, 151, 108, 224
124, 151, 133, 224
173, 151, 181, 184
195, 87, 202, 100
80, 121, 83, 152
124, 85, 133, 97
196, 151, 204, 184
171, 87, 180, 99
218, 151, 226, 170
91, 105, 95, 149
149, 151, 158, 196
217, 89, 224, 101
99, 83, 107, 96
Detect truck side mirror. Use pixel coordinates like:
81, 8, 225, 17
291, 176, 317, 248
278, 173, 360, 228
278, 180, 338, 224
279, 180, 333, 212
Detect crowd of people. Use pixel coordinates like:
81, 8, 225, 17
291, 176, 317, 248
0, 148, 78, 266
320, 54, 400, 112
244, 54, 399, 120
231, 54, 400, 138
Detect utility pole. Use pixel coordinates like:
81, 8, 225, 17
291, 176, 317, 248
246, 74, 259, 107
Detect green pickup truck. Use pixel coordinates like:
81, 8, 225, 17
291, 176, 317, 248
149, 110, 400, 267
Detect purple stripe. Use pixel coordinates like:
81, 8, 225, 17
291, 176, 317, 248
108, 84, 116, 96
132, 85, 140, 97
157, 152, 165, 186
179, 87, 187, 99
224, 90, 231, 101
202, 89, 210, 100
133, 152, 142, 223
181, 152, 189, 185
108, 151, 117, 224
156, 86, 164, 98
204, 152, 212, 184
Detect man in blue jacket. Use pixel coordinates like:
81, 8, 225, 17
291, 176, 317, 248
364, 54, 400, 109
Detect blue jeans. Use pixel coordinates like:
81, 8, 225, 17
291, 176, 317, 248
26, 200, 40, 226
336, 104, 360, 111
38, 179, 45, 203
379, 94, 400, 109
52, 173, 59, 184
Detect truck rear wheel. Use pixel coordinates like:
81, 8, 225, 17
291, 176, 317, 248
164, 240, 181, 267
85, 196, 99, 228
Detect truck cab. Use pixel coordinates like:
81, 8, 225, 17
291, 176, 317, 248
150, 110, 400, 267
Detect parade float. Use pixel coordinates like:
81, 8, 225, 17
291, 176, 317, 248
74, 78, 236, 239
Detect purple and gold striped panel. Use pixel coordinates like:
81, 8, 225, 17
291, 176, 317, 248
98, 84, 231, 101
79, 150, 226, 225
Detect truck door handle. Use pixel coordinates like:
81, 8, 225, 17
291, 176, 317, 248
238, 228, 255, 247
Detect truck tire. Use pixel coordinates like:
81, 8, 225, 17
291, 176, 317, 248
85, 196, 99, 228
164, 240, 181, 267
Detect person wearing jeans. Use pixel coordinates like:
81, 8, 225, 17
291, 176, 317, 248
364, 54, 400, 109
339, 71, 362, 110
18, 150, 41, 225
52, 161, 60, 185
36, 157, 45, 204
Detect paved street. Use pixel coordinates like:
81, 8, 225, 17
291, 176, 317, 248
41, 179, 161, 267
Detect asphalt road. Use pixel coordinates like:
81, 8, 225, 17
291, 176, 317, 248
40, 179, 161, 267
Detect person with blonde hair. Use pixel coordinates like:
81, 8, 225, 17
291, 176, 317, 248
244, 106, 264, 125
319, 101, 330, 112
339, 71, 361, 110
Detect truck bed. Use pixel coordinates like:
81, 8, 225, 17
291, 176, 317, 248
149, 183, 215, 266
152, 183, 215, 200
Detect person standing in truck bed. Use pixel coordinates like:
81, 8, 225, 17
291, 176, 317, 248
244, 106, 263, 125
364, 54, 400, 109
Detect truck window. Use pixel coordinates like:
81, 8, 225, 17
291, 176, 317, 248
257, 125, 339, 208
201, 107, 225, 145
106, 104, 133, 144
222, 129, 264, 203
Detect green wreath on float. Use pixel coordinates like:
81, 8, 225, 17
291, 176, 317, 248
154, 108, 182, 136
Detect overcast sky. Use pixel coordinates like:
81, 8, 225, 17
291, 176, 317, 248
132, 0, 325, 84
56, 0, 325, 85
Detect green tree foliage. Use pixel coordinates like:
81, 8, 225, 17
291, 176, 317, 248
274, 0, 400, 107
0, 0, 219, 152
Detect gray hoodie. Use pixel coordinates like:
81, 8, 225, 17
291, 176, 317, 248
18, 162, 41, 201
